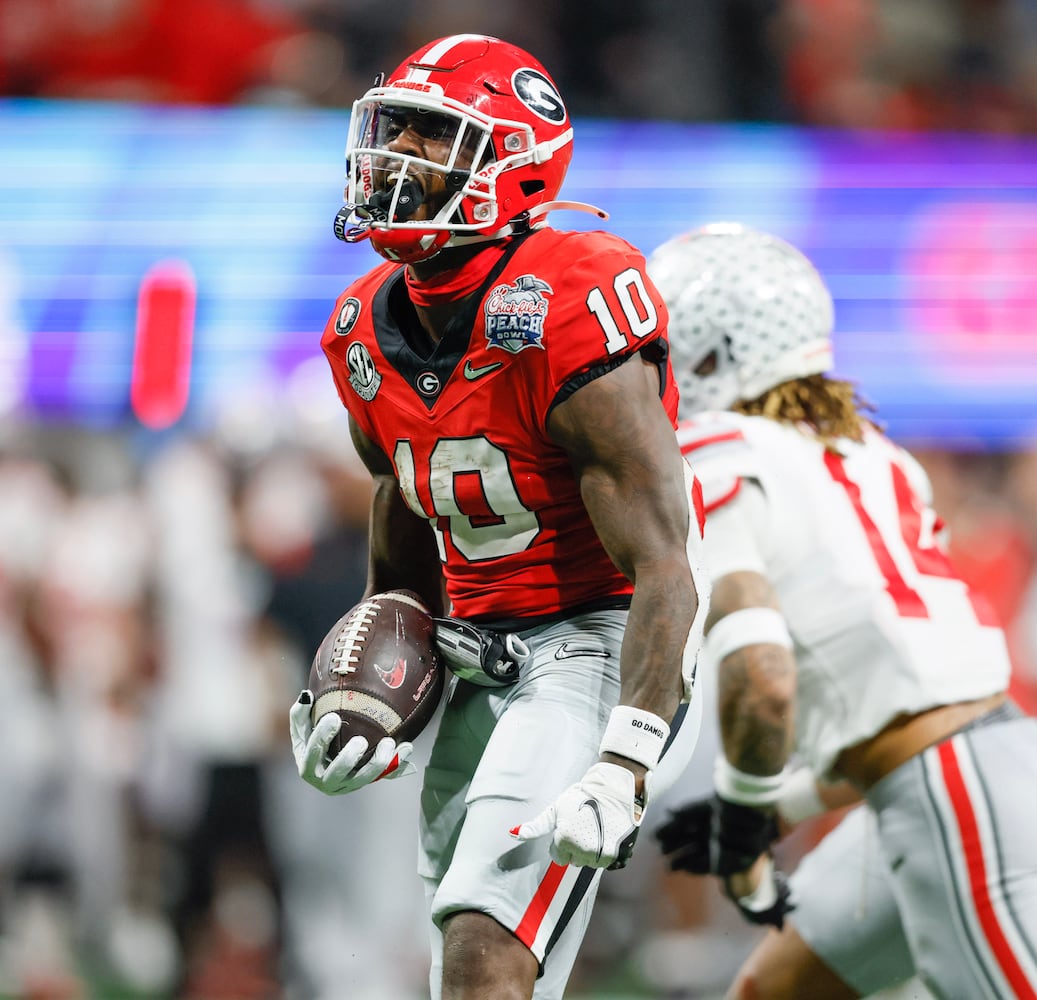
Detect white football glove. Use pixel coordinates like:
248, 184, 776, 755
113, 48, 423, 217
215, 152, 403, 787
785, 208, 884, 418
511, 762, 647, 870
289, 690, 415, 795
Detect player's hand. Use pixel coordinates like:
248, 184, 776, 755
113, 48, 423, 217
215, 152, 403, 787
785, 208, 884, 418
656, 794, 793, 929
656, 794, 780, 875
723, 856, 795, 930
511, 762, 646, 870
289, 690, 415, 795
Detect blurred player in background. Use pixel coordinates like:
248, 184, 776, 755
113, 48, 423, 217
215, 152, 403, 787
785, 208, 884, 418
647, 223, 1037, 999
287, 34, 710, 1000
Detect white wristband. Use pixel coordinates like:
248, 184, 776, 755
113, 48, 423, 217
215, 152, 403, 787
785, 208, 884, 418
600, 705, 670, 770
776, 766, 826, 825
704, 607, 793, 664
714, 756, 787, 808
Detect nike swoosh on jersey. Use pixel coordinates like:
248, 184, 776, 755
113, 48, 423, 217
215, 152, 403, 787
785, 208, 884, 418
463, 360, 503, 381
554, 642, 611, 660
578, 798, 605, 863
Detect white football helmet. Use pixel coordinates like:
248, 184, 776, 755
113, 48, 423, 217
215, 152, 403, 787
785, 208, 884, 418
647, 223, 835, 418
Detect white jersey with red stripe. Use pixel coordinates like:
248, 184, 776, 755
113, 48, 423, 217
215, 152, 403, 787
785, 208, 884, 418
676, 410, 1011, 777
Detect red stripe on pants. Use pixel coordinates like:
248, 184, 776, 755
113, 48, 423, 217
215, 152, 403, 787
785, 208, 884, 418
938, 740, 1037, 999
514, 862, 567, 949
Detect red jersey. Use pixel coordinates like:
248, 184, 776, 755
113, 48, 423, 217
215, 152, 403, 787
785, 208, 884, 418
322, 227, 679, 622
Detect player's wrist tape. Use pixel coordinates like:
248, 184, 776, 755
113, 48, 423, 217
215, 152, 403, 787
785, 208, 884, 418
727, 854, 794, 930
736, 856, 778, 911
599, 705, 670, 770
776, 766, 826, 824
703, 607, 793, 664
714, 756, 788, 808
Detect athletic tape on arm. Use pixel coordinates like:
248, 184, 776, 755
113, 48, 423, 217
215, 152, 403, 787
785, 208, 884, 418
714, 756, 788, 807
703, 606, 793, 664
776, 766, 826, 824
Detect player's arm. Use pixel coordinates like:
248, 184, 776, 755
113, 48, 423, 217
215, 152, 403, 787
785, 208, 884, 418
549, 352, 698, 744
686, 478, 799, 787
656, 485, 799, 926
706, 568, 796, 899
512, 352, 699, 870
709, 569, 796, 788
348, 415, 446, 616
289, 416, 442, 794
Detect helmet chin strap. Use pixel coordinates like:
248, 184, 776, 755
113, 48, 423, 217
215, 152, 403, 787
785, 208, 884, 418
448, 201, 610, 248
498, 200, 609, 235
528, 201, 609, 223
333, 197, 608, 249
333, 206, 371, 244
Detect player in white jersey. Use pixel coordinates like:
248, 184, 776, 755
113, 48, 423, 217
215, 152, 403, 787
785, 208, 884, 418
645, 223, 1037, 999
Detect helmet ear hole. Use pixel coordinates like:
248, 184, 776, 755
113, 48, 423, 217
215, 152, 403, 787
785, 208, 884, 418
520, 179, 545, 197
695, 350, 719, 376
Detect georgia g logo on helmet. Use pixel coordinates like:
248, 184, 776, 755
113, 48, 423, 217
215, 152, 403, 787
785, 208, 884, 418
512, 68, 567, 124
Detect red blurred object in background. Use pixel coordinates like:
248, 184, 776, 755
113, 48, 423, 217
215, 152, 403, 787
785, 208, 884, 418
131, 259, 196, 430
0, 0, 302, 103
949, 514, 1037, 715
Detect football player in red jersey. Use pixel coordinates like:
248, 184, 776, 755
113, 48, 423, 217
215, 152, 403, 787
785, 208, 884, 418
648, 224, 1037, 1000
287, 34, 711, 1000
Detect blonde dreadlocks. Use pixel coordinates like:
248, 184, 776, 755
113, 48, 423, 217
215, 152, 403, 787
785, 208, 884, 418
732, 374, 879, 451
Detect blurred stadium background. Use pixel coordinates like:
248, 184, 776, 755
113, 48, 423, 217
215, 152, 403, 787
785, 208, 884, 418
1, 1, 1036, 998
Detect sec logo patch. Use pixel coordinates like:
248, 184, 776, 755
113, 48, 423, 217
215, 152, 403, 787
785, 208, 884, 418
346, 341, 381, 401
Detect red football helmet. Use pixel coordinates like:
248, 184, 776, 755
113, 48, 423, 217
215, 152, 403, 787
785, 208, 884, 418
336, 34, 580, 263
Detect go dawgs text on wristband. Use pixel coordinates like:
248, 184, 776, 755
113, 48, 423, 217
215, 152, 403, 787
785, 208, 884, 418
599, 705, 670, 769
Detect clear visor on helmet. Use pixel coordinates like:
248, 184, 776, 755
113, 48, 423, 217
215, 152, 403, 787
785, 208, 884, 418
344, 92, 498, 233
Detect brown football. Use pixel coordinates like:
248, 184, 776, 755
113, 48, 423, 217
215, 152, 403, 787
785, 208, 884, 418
308, 590, 443, 766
